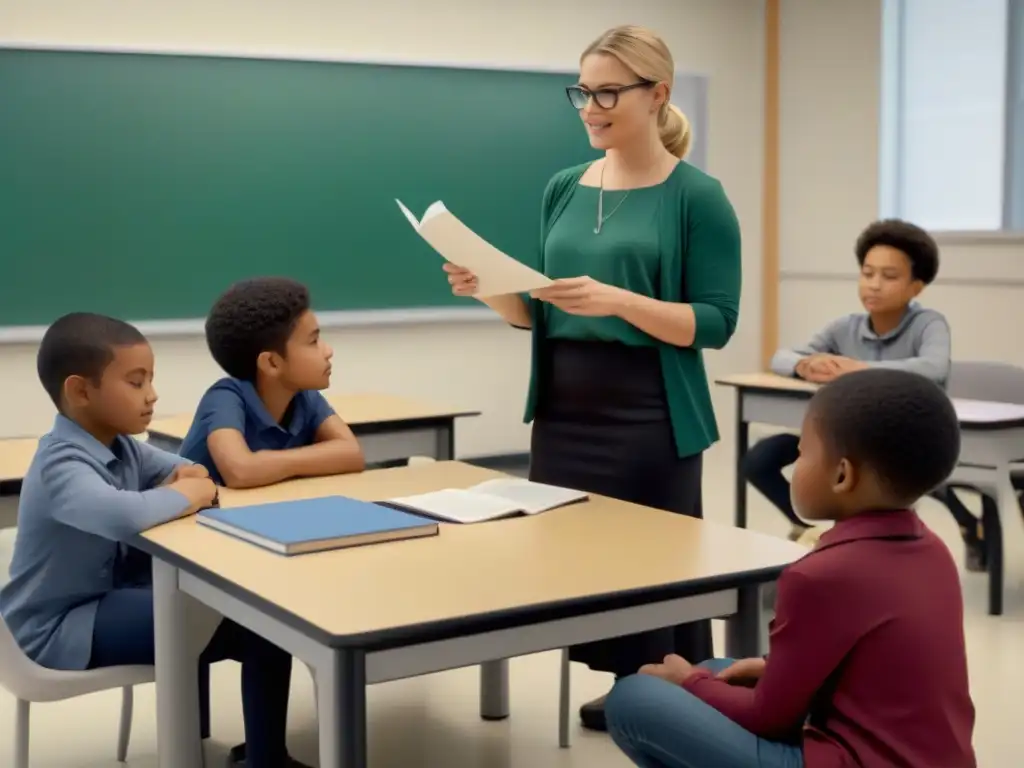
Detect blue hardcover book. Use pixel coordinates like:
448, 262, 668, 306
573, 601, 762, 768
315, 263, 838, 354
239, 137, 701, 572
197, 496, 438, 556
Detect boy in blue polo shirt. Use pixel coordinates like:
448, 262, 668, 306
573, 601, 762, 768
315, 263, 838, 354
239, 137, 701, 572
743, 219, 951, 542
179, 277, 365, 486
0, 313, 306, 767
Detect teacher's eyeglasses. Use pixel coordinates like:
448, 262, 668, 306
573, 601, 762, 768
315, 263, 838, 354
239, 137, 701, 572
565, 81, 655, 110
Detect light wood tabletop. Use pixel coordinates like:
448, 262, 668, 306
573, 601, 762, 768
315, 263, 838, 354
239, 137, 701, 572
147, 392, 480, 441
0, 438, 41, 484
717, 372, 1024, 429
716, 372, 818, 394
140, 461, 805, 644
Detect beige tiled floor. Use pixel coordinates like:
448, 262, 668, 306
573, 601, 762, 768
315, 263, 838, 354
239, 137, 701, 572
0, 442, 1021, 766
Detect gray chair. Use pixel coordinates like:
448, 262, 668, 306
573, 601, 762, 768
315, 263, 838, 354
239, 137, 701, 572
946, 360, 1024, 403
936, 361, 1024, 615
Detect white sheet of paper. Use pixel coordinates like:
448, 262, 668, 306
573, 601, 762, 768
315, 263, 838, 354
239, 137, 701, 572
469, 478, 587, 515
397, 199, 552, 297
388, 489, 521, 524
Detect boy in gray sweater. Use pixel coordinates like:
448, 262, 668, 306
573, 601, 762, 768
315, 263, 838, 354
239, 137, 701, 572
745, 219, 951, 540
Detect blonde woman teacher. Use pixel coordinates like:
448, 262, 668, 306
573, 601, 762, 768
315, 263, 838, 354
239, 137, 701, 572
445, 25, 742, 732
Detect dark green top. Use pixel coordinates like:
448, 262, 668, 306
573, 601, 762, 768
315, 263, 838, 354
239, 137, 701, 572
523, 161, 742, 458
544, 184, 664, 345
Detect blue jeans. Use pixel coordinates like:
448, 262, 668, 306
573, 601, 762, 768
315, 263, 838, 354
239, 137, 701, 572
605, 659, 804, 768
89, 587, 294, 768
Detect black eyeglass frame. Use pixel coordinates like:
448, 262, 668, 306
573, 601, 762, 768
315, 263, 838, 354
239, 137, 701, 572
565, 80, 656, 110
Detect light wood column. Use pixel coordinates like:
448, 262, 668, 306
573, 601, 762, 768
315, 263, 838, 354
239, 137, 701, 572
761, 0, 781, 370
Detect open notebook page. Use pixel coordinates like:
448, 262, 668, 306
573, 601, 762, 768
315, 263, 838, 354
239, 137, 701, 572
386, 489, 523, 524
469, 478, 588, 515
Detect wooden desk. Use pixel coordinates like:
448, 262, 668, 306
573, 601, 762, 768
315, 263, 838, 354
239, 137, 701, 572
0, 438, 37, 527
147, 393, 480, 464
0, 430, 149, 499
717, 372, 1024, 615
136, 461, 806, 768
0, 438, 38, 490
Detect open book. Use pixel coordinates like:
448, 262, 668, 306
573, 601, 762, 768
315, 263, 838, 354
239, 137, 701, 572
397, 199, 552, 296
384, 478, 588, 524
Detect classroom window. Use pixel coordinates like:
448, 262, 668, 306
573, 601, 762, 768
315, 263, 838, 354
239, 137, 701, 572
879, 0, 1024, 231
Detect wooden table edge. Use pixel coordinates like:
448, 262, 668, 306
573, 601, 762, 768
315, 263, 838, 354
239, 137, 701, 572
146, 409, 483, 442
716, 375, 1024, 430
132, 532, 789, 651
713, 378, 816, 397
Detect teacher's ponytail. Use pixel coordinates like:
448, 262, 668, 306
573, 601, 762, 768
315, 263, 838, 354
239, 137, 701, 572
659, 103, 692, 160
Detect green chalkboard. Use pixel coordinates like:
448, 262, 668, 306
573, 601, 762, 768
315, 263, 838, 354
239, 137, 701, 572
0, 48, 599, 326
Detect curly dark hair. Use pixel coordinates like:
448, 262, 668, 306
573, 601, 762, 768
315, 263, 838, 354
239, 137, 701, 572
808, 368, 959, 503
854, 219, 939, 284
204, 277, 311, 381
37, 313, 147, 409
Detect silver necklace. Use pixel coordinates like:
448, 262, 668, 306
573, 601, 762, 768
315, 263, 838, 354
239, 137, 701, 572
594, 162, 631, 234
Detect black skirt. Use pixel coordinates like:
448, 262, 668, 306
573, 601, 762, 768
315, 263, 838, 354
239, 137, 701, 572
529, 339, 713, 676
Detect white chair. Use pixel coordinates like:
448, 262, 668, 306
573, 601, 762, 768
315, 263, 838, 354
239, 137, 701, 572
0, 613, 154, 767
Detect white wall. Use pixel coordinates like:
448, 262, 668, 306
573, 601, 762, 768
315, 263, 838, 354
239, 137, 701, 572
0, 0, 766, 457
779, 0, 1024, 367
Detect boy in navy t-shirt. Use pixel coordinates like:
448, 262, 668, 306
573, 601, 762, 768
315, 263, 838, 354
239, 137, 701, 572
180, 277, 364, 485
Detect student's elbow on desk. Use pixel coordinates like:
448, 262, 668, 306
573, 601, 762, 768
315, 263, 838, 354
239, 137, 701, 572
206, 429, 276, 489
216, 463, 262, 490
314, 416, 367, 473
321, 438, 367, 474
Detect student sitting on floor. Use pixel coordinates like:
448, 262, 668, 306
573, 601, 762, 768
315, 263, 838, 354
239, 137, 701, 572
745, 218, 949, 541
0, 313, 309, 768
604, 368, 977, 768
179, 276, 364, 487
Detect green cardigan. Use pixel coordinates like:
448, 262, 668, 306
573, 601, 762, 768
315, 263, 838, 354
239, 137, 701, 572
523, 161, 742, 458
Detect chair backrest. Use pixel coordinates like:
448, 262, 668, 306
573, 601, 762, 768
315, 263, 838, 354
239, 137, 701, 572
946, 361, 1024, 404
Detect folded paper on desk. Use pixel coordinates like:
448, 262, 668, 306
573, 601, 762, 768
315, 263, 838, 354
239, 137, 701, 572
383, 478, 588, 524
397, 199, 552, 296
198, 496, 438, 555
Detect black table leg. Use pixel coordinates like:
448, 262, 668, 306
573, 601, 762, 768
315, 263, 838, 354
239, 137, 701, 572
725, 584, 766, 658
981, 494, 1004, 616
735, 397, 750, 529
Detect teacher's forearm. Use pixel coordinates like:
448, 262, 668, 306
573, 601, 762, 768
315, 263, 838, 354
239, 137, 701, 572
478, 294, 532, 329
616, 294, 696, 347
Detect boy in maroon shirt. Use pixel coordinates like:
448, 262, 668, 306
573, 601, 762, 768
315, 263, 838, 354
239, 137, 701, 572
605, 368, 976, 768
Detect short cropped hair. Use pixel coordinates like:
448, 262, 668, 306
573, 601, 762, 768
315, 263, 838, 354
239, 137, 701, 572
855, 219, 940, 284
37, 313, 147, 409
808, 368, 960, 502
205, 277, 310, 381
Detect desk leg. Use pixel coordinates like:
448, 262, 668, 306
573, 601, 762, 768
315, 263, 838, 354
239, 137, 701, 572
480, 659, 510, 720
980, 492, 1004, 616
434, 421, 455, 461
153, 559, 206, 768
734, 399, 750, 529
725, 584, 767, 658
991, 463, 1019, 617
316, 649, 367, 768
